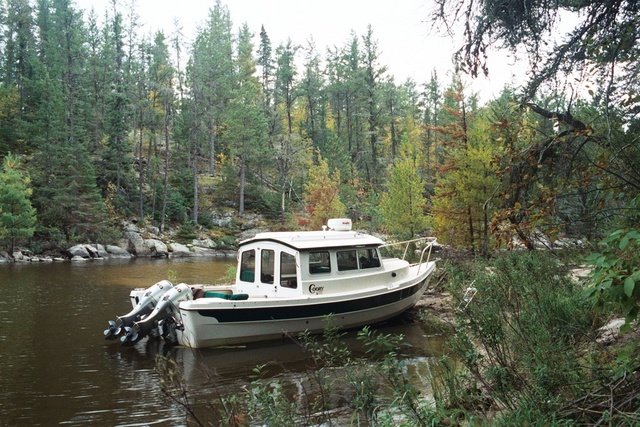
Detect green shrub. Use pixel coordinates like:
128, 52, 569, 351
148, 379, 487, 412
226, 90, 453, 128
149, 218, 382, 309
586, 227, 640, 330
445, 251, 595, 418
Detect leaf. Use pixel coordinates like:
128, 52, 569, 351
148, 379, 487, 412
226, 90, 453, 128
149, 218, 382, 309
624, 276, 635, 298
627, 230, 640, 240
600, 279, 613, 290
619, 235, 629, 250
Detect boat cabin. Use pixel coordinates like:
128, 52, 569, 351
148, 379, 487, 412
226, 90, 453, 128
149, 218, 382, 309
234, 219, 388, 298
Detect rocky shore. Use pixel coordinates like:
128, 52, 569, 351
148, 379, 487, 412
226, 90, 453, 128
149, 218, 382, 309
0, 221, 238, 263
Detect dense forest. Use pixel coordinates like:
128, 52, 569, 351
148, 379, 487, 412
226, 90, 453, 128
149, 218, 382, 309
0, 0, 638, 258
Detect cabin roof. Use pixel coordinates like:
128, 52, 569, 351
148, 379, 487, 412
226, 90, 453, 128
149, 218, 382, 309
240, 230, 385, 251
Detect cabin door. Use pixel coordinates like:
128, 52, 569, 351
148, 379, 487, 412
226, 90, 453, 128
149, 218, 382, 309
261, 244, 299, 295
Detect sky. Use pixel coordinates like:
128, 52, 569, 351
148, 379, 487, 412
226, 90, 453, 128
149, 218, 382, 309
75, 0, 526, 100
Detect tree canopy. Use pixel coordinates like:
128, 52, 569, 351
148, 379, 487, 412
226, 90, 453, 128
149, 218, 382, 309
0, 153, 36, 252
0, 0, 635, 255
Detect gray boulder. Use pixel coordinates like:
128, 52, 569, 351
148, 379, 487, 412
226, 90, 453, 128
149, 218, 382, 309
145, 239, 169, 257
192, 238, 217, 249
106, 245, 132, 258
123, 231, 151, 256
13, 251, 28, 262
146, 226, 160, 236
596, 318, 626, 345
68, 244, 91, 258
85, 244, 109, 258
210, 213, 234, 228
124, 223, 141, 233
168, 242, 193, 257
191, 246, 216, 256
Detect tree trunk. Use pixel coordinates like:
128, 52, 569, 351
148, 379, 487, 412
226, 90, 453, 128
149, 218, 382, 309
160, 105, 170, 232
192, 96, 199, 225
239, 153, 246, 217
138, 111, 144, 221
468, 205, 475, 254
208, 119, 215, 176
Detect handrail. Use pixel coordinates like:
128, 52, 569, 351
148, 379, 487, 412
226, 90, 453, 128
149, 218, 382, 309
379, 237, 437, 275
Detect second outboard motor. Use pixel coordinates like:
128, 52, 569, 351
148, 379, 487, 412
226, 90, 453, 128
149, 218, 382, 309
103, 280, 174, 340
120, 283, 193, 345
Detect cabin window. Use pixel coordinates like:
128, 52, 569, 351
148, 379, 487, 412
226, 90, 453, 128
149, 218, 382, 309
261, 249, 275, 284
309, 251, 331, 274
337, 250, 358, 271
280, 252, 297, 288
239, 250, 255, 282
357, 248, 381, 269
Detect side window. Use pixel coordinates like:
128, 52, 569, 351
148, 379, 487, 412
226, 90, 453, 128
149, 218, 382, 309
357, 248, 381, 269
240, 250, 255, 282
280, 252, 297, 288
261, 249, 274, 284
309, 251, 331, 274
337, 250, 358, 271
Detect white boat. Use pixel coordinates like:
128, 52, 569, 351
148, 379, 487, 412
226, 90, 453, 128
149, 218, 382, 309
104, 219, 437, 349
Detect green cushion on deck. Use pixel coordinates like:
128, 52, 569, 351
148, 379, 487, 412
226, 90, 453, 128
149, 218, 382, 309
204, 291, 231, 299
203, 291, 249, 300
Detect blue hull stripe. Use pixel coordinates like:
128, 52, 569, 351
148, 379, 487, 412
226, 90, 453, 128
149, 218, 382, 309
192, 278, 428, 323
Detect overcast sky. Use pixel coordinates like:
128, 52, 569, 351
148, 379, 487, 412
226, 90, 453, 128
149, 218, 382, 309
75, 0, 524, 99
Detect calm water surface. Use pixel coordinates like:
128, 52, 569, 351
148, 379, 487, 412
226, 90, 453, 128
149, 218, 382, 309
0, 257, 447, 426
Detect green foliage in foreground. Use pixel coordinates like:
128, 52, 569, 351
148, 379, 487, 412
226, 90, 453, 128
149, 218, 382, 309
442, 251, 640, 425
586, 212, 640, 331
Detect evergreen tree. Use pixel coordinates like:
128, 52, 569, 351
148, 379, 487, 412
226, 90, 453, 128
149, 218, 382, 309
430, 75, 482, 251
0, 153, 36, 252
257, 24, 274, 120
83, 8, 102, 153
227, 23, 267, 216
273, 39, 305, 220
379, 141, 429, 240
201, 1, 234, 176
299, 38, 325, 164
422, 69, 442, 191
4, 0, 38, 154
361, 25, 387, 186
99, 0, 134, 211
26, 0, 113, 246
147, 31, 175, 231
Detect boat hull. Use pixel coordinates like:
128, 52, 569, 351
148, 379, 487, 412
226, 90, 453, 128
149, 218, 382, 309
176, 261, 436, 348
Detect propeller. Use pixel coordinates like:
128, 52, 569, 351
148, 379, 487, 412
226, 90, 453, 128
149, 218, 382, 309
103, 320, 120, 339
120, 326, 139, 344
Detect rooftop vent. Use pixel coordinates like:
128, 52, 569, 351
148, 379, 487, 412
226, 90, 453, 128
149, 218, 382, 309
327, 218, 352, 231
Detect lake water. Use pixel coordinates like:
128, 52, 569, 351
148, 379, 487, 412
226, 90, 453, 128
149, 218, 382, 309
0, 257, 447, 426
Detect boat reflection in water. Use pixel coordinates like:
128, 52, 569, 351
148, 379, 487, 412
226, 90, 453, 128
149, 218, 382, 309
114, 309, 448, 424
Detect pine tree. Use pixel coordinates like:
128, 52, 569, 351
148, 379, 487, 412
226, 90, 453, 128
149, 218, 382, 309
380, 141, 429, 240
100, 0, 134, 211
430, 75, 480, 251
29, 0, 113, 246
0, 153, 36, 253
299, 38, 325, 164
226, 23, 268, 217
362, 25, 387, 186
273, 39, 305, 220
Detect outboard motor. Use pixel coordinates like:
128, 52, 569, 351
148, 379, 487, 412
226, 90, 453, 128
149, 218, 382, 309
120, 283, 193, 345
103, 280, 174, 340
